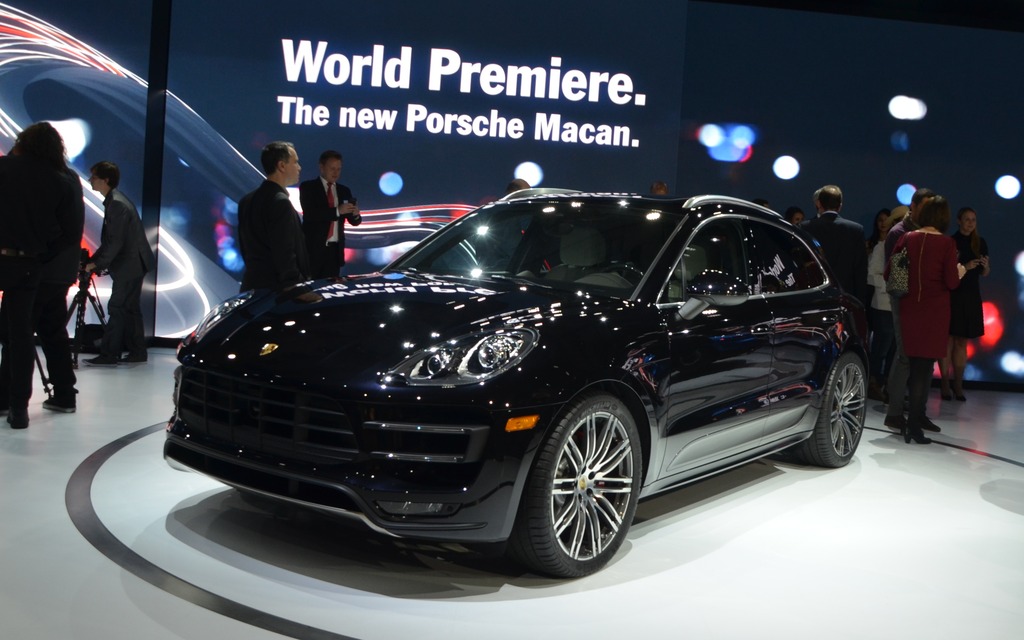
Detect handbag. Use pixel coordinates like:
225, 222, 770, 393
886, 246, 910, 298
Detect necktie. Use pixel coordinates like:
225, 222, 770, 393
326, 182, 338, 244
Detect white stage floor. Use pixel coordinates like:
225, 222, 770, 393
1, 348, 1023, 639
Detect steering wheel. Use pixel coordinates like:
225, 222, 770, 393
605, 261, 644, 283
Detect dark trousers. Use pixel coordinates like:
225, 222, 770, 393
34, 281, 76, 394
0, 256, 42, 409
101, 273, 146, 359
0, 281, 77, 401
868, 307, 895, 381
309, 242, 342, 279
885, 296, 910, 419
907, 357, 934, 432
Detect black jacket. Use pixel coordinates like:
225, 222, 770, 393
801, 211, 868, 306
91, 188, 155, 281
298, 177, 361, 276
238, 180, 310, 291
39, 169, 86, 285
0, 155, 64, 257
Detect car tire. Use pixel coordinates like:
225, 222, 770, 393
795, 351, 866, 468
507, 392, 642, 578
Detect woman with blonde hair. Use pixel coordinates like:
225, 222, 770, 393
939, 207, 990, 400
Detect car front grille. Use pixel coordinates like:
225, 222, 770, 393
176, 368, 357, 463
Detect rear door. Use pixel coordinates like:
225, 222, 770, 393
747, 220, 841, 443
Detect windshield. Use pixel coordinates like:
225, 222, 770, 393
389, 198, 682, 294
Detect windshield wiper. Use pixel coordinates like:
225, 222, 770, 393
487, 273, 552, 289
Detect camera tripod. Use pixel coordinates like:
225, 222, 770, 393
66, 266, 107, 368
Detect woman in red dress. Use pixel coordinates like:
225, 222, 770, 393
888, 196, 965, 444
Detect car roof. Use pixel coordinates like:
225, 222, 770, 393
496, 191, 783, 221
498, 187, 582, 201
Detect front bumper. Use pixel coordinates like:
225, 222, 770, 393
163, 367, 554, 543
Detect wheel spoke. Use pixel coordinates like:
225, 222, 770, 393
553, 495, 578, 536
563, 437, 585, 475
594, 439, 630, 477
591, 415, 619, 466
591, 492, 624, 532
832, 414, 853, 454
551, 474, 576, 496
582, 413, 600, 467
582, 499, 604, 556
594, 476, 633, 493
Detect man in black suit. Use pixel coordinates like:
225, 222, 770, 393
83, 161, 156, 366
237, 141, 310, 292
0, 122, 77, 428
299, 150, 361, 279
801, 184, 868, 306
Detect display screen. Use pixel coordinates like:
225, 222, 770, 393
1, 0, 1022, 384
157, 0, 688, 337
0, 0, 150, 279
677, 2, 1024, 384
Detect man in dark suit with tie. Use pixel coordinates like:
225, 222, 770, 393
299, 150, 361, 279
83, 161, 156, 366
801, 184, 868, 307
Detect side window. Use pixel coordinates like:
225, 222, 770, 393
748, 221, 826, 293
662, 218, 748, 303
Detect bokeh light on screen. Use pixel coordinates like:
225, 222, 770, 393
369, 242, 418, 266
995, 175, 1021, 199
896, 183, 917, 205
1014, 251, 1024, 277
890, 131, 910, 151
981, 301, 1003, 349
515, 161, 543, 187
698, 124, 724, 147
730, 125, 756, 149
888, 95, 927, 120
698, 123, 757, 163
215, 222, 243, 272
48, 118, 90, 160
772, 155, 800, 180
1000, 351, 1024, 377
379, 171, 403, 196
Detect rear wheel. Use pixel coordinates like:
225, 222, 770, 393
508, 393, 642, 578
796, 352, 866, 468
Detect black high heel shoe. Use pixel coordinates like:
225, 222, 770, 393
903, 422, 932, 445
940, 381, 952, 401
953, 384, 966, 402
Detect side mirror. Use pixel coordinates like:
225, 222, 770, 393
686, 269, 750, 307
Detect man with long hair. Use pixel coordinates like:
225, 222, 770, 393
0, 122, 81, 428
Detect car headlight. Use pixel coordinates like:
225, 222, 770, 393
387, 329, 538, 386
184, 290, 255, 345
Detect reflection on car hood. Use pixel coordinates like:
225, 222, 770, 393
201, 272, 625, 386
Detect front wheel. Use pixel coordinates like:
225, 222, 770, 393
507, 393, 642, 578
795, 352, 866, 468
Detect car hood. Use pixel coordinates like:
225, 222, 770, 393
187, 272, 632, 388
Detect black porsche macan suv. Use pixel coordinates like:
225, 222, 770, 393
165, 193, 868, 577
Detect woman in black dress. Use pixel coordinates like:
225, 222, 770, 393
939, 207, 990, 401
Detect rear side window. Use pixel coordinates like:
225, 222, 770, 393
748, 221, 826, 293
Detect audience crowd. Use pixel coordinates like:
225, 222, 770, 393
786, 185, 989, 445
